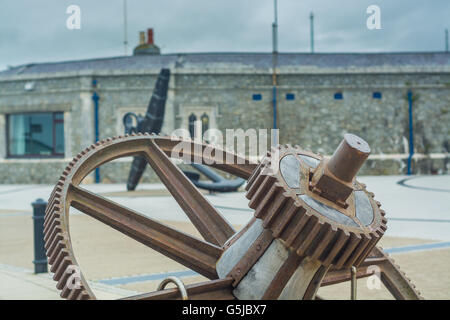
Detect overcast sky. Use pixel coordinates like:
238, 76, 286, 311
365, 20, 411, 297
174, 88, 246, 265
0, 0, 449, 71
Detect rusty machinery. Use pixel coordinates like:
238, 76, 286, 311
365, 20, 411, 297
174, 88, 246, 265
43, 133, 422, 300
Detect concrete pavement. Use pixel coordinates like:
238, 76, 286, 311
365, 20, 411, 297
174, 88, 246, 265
0, 174, 449, 299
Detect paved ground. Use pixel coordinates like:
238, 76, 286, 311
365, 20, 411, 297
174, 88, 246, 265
0, 174, 449, 299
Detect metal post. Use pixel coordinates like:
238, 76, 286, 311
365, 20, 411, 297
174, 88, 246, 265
32, 199, 48, 274
123, 0, 128, 55
407, 90, 414, 175
92, 91, 100, 183
310, 12, 314, 53
271, 0, 278, 146
350, 266, 357, 300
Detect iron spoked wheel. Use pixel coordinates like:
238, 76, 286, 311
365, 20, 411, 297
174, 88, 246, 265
44, 133, 422, 300
43, 133, 256, 300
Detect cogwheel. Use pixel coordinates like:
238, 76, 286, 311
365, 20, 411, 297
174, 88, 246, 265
245, 134, 387, 269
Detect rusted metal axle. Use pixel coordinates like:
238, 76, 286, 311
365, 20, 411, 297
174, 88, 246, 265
310, 134, 371, 208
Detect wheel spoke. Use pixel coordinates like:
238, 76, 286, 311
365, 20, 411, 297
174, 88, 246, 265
68, 184, 222, 279
154, 138, 257, 179
122, 278, 235, 300
143, 139, 235, 246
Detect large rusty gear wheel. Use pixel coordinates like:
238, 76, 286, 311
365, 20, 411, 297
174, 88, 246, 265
245, 139, 387, 269
44, 133, 422, 300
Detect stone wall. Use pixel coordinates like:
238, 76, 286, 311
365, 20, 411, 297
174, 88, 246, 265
0, 70, 449, 184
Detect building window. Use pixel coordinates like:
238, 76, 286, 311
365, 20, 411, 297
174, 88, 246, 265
373, 92, 382, 99
334, 92, 343, 100
286, 93, 295, 101
252, 94, 262, 101
7, 112, 64, 158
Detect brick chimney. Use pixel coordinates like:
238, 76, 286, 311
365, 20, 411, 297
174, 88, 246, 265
139, 31, 145, 45
147, 28, 154, 45
133, 28, 160, 55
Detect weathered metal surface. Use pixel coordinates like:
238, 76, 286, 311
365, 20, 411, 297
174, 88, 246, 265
327, 133, 371, 183
246, 144, 386, 270
310, 134, 371, 207
322, 246, 422, 299
216, 219, 265, 279
69, 184, 222, 279
144, 138, 235, 246
122, 278, 235, 300
43, 134, 255, 299
299, 194, 360, 227
44, 133, 421, 300
282, 256, 321, 299
242, 138, 386, 299
280, 154, 300, 188
157, 277, 188, 300
372, 246, 423, 299
232, 239, 290, 300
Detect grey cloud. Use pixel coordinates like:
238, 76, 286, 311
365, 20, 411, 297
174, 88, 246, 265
0, 0, 448, 71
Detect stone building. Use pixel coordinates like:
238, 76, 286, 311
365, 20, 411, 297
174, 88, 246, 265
0, 30, 449, 184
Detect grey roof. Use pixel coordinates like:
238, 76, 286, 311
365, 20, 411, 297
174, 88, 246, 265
1, 52, 450, 76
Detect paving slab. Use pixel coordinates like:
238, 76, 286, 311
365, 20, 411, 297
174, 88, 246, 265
0, 264, 136, 300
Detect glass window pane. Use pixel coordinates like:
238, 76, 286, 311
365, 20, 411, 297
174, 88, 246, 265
28, 113, 53, 155
54, 112, 64, 120
8, 114, 27, 155
8, 112, 64, 157
54, 122, 64, 154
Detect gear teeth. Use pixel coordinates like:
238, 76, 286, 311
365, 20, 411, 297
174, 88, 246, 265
50, 249, 69, 273
245, 146, 387, 268
41, 134, 269, 299
67, 287, 82, 300
44, 157, 96, 299
248, 176, 277, 208
375, 246, 424, 299
44, 133, 234, 300
61, 283, 75, 299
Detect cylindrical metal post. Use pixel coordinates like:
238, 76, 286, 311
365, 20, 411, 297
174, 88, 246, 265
407, 90, 414, 175
92, 91, 100, 183
327, 133, 371, 182
351, 266, 357, 300
32, 198, 48, 274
